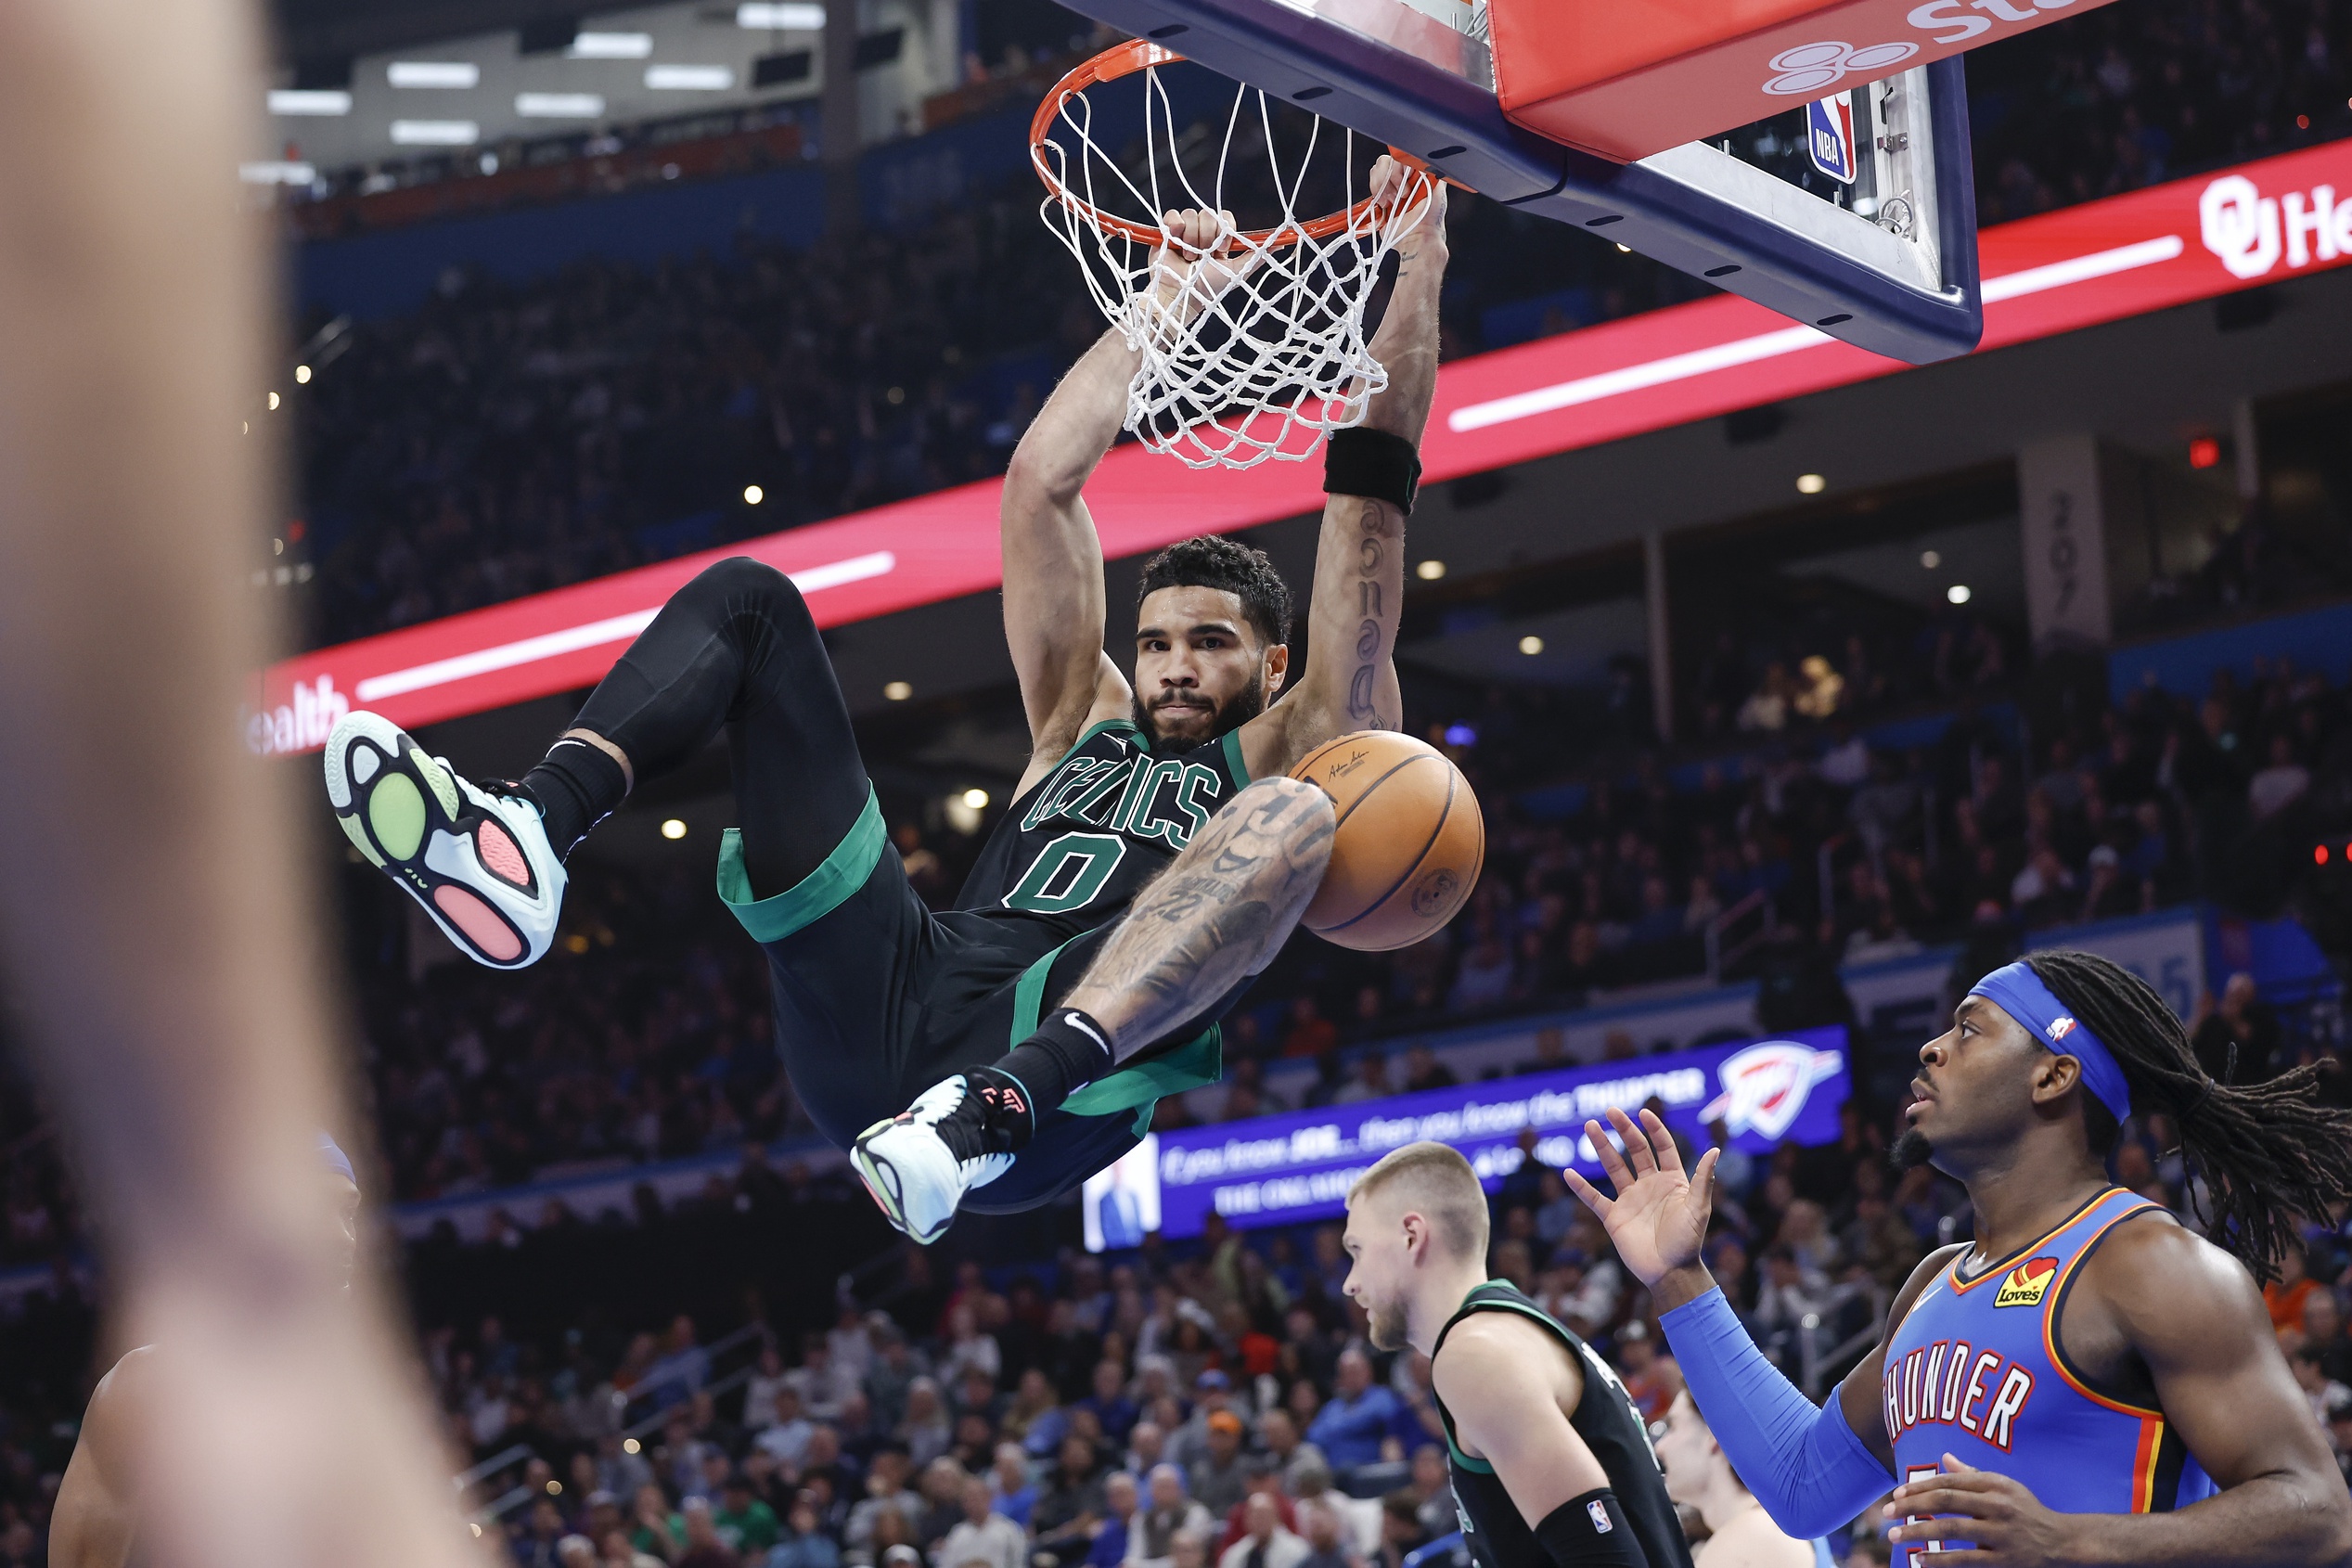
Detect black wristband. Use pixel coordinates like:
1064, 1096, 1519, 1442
1533, 1490, 1650, 1568
1324, 425, 1422, 514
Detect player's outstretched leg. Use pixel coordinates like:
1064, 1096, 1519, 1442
325, 713, 570, 969
328, 555, 870, 971
853, 775, 1336, 1242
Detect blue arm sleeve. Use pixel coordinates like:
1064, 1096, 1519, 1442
1657, 1287, 1895, 1538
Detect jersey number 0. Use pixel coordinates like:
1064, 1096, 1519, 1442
1001, 831, 1127, 914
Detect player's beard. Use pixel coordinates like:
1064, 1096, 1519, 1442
1890, 1127, 1935, 1172
1366, 1294, 1410, 1353
1136, 674, 1266, 753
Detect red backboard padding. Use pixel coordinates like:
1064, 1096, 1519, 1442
1487, 0, 2120, 162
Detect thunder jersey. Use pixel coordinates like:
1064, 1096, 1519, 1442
957, 717, 1251, 932
1431, 1283, 1694, 1568
1881, 1188, 2215, 1565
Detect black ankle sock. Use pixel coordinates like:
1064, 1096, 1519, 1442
991, 1009, 1116, 1141
517, 738, 628, 859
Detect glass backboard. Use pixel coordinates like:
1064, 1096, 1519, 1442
1041, 0, 1981, 364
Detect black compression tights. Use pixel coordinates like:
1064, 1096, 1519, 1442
572, 557, 870, 900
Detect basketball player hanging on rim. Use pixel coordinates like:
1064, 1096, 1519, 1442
1341, 1141, 1692, 1568
325, 158, 1446, 1244
1562, 950, 2352, 1568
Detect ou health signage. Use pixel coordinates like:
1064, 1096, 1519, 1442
1079, 1026, 1849, 1251
254, 140, 2352, 750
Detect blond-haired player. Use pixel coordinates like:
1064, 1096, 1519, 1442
1340, 1142, 1692, 1568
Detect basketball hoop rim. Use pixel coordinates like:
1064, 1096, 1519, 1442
1029, 38, 1418, 250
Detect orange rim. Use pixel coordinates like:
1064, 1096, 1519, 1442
1030, 38, 1423, 251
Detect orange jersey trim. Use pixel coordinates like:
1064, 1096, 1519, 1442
2038, 1201, 2166, 1419
2129, 1415, 2166, 1512
1950, 1188, 2125, 1294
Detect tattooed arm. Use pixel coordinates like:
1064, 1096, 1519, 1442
1238, 161, 1448, 781
1064, 778, 1338, 1060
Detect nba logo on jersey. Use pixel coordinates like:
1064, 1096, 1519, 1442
1993, 1256, 2059, 1308
1587, 1501, 1613, 1534
1807, 95, 1858, 183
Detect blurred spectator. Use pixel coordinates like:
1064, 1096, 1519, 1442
1218, 1495, 1309, 1568
2194, 973, 2282, 1086
1302, 1354, 1400, 1472
938, 1474, 1026, 1568
1132, 1466, 1215, 1568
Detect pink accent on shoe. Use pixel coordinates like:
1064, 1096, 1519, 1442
433, 884, 524, 962
476, 818, 529, 887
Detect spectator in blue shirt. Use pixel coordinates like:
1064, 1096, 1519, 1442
1087, 1472, 1141, 1568
988, 1442, 1037, 1528
1079, 1358, 1140, 1443
1304, 1350, 1403, 1472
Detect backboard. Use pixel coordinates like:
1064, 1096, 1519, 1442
1039, 0, 1983, 365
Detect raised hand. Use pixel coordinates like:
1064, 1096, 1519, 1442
1145, 206, 1259, 327
1560, 1107, 1720, 1292
1369, 153, 1446, 260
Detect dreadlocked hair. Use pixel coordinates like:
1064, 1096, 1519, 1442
2024, 947, 2352, 1284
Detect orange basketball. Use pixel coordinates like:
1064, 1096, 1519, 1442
1291, 731, 1484, 952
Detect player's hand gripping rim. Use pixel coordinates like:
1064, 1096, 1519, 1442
1883, 1453, 2089, 1565
1143, 206, 1260, 335
1369, 152, 1446, 263
1561, 1105, 1720, 1292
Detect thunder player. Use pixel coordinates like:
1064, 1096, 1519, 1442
1340, 1142, 1692, 1568
1565, 950, 2352, 1567
325, 162, 1447, 1244
50, 1136, 366, 1568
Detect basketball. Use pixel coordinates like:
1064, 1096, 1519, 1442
1291, 731, 1484, 952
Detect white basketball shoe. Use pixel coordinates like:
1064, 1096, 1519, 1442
324, 712, 567, 970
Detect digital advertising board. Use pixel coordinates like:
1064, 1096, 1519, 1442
1082, 1025, 1851, 1250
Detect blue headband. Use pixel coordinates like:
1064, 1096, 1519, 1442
1968, 961, 2132, 1124
319, 1131, 357, 1188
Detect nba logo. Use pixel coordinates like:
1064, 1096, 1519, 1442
1587, 1501, 1613, 1534
1807, 95, 1858, 184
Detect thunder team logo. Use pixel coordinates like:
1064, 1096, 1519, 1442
1700, 1041, 1845, 1139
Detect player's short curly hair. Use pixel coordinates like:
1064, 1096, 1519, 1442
1137, 535, 1293, 649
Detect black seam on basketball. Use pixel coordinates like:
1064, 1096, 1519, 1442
1327, 752, 1435, 834
1324, 760, 1456, 932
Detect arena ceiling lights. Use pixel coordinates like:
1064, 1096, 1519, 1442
566, 31, 654, 58
386, 60, 481, 87
261, 0, 851, 174
735, 3, 825, 28
644, 63, 736, 89
389, 119, 479, 145
515, 92, 608, 118
267, 88, 351, 114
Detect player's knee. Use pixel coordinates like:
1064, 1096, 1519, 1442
688, 555, 806, 618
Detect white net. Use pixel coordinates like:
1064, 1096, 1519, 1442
1034, 47, 1436, 469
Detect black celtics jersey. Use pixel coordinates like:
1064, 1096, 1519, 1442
1431, 1283, 1692, 1568
956, 717, 1252, 935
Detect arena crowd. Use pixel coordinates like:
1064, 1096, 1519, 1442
276, 0, 2352, 649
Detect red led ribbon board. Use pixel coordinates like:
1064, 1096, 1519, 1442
1485, 0, 2123, 162
250, 141, 2352, 753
